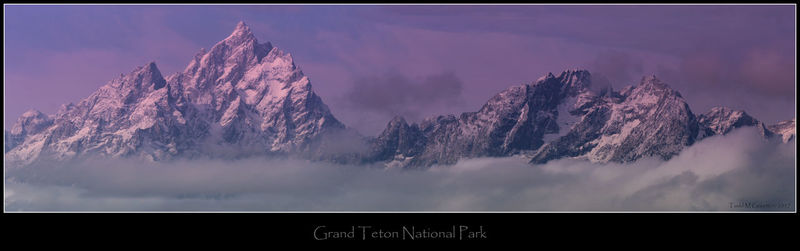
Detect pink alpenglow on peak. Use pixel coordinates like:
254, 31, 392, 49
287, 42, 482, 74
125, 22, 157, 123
5, 22, 346, 166
4, 21, 795, 169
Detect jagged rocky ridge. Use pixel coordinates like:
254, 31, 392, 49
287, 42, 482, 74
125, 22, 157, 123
768, 118, 796, 143
5, 22, 354, 166
372, 70, 596, 166
4, 22, 795, 168
373, 71, 795, 167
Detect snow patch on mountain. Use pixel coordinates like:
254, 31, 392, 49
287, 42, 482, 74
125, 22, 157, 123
5, 22, 350, 167
4, 22, 793, 169
768, 118, 796, 143
542, 94, 581, 143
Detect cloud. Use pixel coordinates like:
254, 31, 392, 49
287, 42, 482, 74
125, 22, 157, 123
587, 50, 644, 88
652, 43, 796, 124
4, 127, 794, 211
738, 46, 795, 98
355, 6, 795, 124
341, 71, 465, 122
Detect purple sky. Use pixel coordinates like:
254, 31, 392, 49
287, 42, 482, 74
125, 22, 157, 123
4, 5, 796, 135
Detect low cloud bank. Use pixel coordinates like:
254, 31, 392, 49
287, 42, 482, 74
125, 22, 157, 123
4, 127, 794, 211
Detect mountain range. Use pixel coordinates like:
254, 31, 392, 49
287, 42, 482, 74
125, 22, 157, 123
4, 22, 795, 168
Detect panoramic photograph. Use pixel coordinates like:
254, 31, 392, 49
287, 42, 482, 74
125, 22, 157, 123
3, 4, 796, 211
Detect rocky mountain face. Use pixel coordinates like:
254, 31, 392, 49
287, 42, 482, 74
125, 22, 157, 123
529, 75, 701, 164
768, 118, 796, 143
697, 107, 773, 138
5, 22, 349, 166
371, 70, 594, 167
4, 22, 794, 168
372, 71, 794, 167
167, 21, 347, 157
5, 110, 53, 153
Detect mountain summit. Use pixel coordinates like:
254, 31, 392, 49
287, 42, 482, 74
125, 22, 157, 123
4, 22, 794, 168
370, 69, 594, 167
5, 22, 346, 166
370, 70, 794, 167
530, 74, 700, 164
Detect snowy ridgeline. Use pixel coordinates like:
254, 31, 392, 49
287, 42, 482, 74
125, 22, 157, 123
4, 22, 796, 168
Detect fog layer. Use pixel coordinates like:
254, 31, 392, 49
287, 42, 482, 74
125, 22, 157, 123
4, 127, 794, 211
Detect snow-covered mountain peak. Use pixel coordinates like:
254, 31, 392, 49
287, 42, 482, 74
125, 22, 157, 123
262, 46, 297, 70
11, 109, 52, 135
111, 61, 166, 91
531, 69, 591, 94
636, 74, 672, 91
225, 21, 257, 44
706, 107, 746, 119
768, 118, 796, 143
206, 22, 269, 61
19, 109, 46, 119
4, 21, 349, 166
697, 106, 773, 138
537, 72, 556, 82
623, 74, 683, 105
217, 21, 272, 60
4, 20, 793, 169
180, 22, 280, 104
557, 68, 591, 95
560, 68, 590, 76
235, 21, 249, 30
641, 74, 658, 83
529, 71, 703, 164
